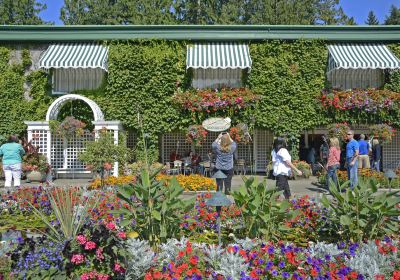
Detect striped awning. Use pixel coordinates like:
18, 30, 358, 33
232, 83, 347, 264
327, 44, 400, 73
186, 43, 252, 69
39, 43, 108, 71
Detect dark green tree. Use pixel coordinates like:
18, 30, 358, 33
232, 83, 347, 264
385, 5, 400, 25
365, 10, 379, 25
61, 0, 176, 24
313, 0, 352, 25
0, 0, 46, 24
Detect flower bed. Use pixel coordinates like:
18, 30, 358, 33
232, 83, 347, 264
318, 169, 400, 188
156, 174, 217, 191
0, 173, 399, 279
89, 175, 136, 189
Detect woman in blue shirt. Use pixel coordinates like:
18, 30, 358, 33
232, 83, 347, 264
212, 132, 237, 195
0, 135, 25, 188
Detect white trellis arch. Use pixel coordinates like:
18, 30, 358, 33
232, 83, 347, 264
25, 94, 122, 178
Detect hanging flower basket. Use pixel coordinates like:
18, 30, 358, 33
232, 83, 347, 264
229, 123, 251, 144
327, 123, 351, 142
369, 124, 395, 144
186, 125, 208, 147
50, 116, 86, 140
174, 87, 260, 113
320, 88, 398, 112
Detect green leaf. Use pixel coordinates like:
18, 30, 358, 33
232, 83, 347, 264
340, 215, 352, 226
151, 210, 161, 221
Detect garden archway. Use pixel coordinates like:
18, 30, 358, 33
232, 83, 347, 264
25, 94, 122, 179
45, 94, 104, 122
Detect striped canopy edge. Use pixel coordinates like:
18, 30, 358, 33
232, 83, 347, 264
327, 44, 400, 73
39, 43, 109, 72
186, 43, 252, 69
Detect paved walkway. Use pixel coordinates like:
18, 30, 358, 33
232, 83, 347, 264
0, 175, 329, 198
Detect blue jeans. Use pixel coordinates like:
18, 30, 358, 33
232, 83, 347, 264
347, 159, 358, 189
373, 160, 380, 172
326, 164, 339, 190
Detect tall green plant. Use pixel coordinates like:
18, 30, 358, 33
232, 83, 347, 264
232, 177, 300, 240
27, 187, 98, 242
115, 169, 193, 246
321, 180, 400, 242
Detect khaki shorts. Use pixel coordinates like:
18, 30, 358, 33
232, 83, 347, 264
358, 154, 370, 169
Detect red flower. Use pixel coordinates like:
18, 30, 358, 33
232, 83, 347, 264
189, 256, 198, 265
106, 222, 116, 231
117, 231, 127, 239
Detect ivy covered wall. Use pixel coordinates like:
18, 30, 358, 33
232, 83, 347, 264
1, 40, 399, 158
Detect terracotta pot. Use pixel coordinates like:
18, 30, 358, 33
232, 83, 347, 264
26, 170, 45, 182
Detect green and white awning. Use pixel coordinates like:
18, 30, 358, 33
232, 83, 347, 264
186, 43, 252, 69
327, 44, 400, 73
39, 43, 108, 71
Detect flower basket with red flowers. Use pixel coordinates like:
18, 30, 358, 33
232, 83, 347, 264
186, 125, 208, 147
50, 116, 86, 140
320, 88, 399, 112
327, 123, 351, 142
370, 124, 395, 144
229, 123, 251, 144
174, 87, 260, 113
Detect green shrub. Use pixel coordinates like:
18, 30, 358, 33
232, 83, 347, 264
321, 179, 400, 242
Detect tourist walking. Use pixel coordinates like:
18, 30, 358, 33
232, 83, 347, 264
271, 137, 302, 199
358, 134, 370, 169
319, 135, 329, 166
372, 139, 382, 172
346, 130, 359, 189
326, 137, 340, 190
212, 132, 237, 195
0, 135, 25, 188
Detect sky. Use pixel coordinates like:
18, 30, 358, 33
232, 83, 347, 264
40, 0, 399, 25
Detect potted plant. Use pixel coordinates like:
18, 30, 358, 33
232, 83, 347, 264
50, 116, 86, 140
369, 124, 395, 144
229, 123, 251, 144
292, 160, 312, 179
78, 129, 132, 187
186, 125, 208, 147
327, 122, 351, 142
22, 139, 50, 182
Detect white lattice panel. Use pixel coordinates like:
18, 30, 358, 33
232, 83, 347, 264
51, 131, 94, 170
51, 134, 64, 169
254, 129, 274, 172
31, 130, 48, 156
162, 132, 254, 166
382, 133, 400, 170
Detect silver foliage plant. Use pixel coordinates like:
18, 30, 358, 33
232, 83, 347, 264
125, 239, 155, 280
345, 241, 398, 280
233, 237, 260, 251
202, 244, 224, 270
309, 241, 343, 259
158, 237, 189, 266
214, 251, 249, 279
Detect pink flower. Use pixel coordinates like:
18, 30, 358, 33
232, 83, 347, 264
80, 273, 90, 280
117, 231, 126, 239
84, 241, 97, 250
114, 262, 125, 273
96, 274, 110, 280
106, 222, 116, 231
76, 235, 87, 245
71, 254, 85, 265
96, 248, 104, 261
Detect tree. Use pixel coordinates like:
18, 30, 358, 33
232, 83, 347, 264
0, 0, 46, 24
385, 5, 400, 25
313, 0, 352, 25
61, 0, 176, 25
365, 10, 379, 25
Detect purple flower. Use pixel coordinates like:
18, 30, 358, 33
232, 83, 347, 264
282, 272, 290, 279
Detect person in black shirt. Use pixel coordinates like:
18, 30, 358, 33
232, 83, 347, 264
372, 139, 382, 172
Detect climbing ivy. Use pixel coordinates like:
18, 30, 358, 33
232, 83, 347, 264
1, 40, 400, 161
